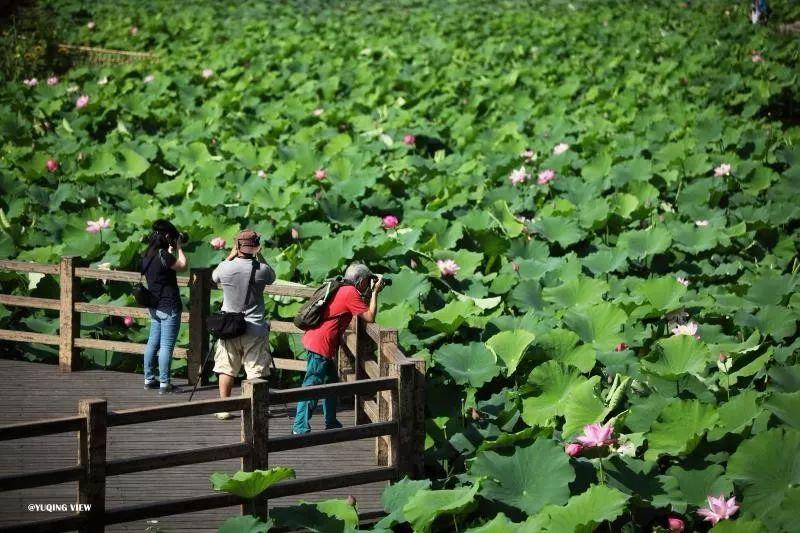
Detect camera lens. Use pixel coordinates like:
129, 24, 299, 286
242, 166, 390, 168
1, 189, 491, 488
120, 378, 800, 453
178, 231, 190, 243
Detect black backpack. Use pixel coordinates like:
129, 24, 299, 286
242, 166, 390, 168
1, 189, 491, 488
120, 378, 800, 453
206, 261, 257, 339
293, 277, 354, 330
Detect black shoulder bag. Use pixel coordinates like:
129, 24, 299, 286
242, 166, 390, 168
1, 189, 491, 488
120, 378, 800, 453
206, 261, 257, 340
133, 253, 159, 307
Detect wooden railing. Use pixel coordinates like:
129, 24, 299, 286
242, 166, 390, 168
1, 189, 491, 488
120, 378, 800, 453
0, 375, 419, 533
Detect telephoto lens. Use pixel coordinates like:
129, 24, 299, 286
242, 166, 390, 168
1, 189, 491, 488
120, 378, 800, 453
373, 275, 393, 286
177, 231, 190, 243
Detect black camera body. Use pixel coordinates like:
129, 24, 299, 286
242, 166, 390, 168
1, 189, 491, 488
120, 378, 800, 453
371, 275, 393, 287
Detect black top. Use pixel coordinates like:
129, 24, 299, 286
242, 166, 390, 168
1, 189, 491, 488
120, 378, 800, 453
142, 249, 181, 311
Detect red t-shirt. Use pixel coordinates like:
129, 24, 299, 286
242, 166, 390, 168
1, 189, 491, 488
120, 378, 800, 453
302, 285, 368, 358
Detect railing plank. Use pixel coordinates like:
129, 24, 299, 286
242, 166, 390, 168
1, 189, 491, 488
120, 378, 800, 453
103, 493, 241, 525
74, 302, 190, 323
0, 514, 87, 533
74, 337, 188, 358
0, 328, 59, 345
75, 267, 190, 287
260, 466, 397, 499
0, 466, 83, 492
107, 397, 249, 426
270, 319, 303, 334
362, 358, 379, 379
268, 421, 397, 452
0, 259, 59, 275
0, 294, 60, 310
106, 443, 250, 476
0, 415, 85, 441
270, 377, 397, 404
272, 357, 306, 372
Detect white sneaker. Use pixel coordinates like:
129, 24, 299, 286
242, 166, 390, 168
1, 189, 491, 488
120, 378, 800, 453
215, 412, 234, 420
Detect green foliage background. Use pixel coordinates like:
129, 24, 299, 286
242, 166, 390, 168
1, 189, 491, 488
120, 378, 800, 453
1, 0, 800, 530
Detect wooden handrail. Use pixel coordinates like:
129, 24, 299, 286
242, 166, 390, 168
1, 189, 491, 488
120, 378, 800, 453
0, 259, 59, 275
107, 397, 250, 426
0, 328, 59, 346
0, 514, 88, 533
74, 337, 188, 358
73, 302, 190, 323
0, 466, 84, 492
106, 442, 250, 476
0, 415, 85, 441
0, 294, 60, 310
270, 376, 397, 404
268, 420, 398, 452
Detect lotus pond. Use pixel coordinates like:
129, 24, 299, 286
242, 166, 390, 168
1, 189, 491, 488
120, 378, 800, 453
1, 0, 800, 531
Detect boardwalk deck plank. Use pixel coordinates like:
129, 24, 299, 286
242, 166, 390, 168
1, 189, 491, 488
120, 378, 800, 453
0, 360, 386, 531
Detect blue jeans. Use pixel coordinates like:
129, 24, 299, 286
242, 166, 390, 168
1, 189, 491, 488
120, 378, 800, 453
292, 352, 342, 434
143, 308, 180, 385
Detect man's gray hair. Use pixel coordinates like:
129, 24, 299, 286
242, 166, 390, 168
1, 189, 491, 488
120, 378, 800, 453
344, 263, 372, 284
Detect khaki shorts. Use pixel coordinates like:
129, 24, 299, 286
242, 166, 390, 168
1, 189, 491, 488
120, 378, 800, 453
212, 333, 271, 379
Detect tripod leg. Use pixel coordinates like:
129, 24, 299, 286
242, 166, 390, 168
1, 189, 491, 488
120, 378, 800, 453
189, 338, 217, 402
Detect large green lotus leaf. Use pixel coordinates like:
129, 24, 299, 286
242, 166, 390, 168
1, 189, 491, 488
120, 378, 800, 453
522, 361, 587, 428
657, 465, 733, 511
707, 390, 763, 441
636, 277, 687, 312
604, 456, 667, 502
210, 467, 295, 499
581, 247, 629, 275
270, 502, 349, 533
536, 329, 596, 372
526, 484, 629, 533
727, 428, 800, 530
315, 499, 358, 530
470, 439, 574, 515
488, 200, 524, 237
217, 515, 272, 533
577, 198, 610, 229
486, 329, 535, 375
509, 279, 544, 310
710, 520, 769, 533
465, 513, 525, 533
563, 302, 627, 350
617, 226, 672, 260
433, 342, 499, 388
644, 399, 718, 460
764, 391, 800, 429
378, 268, 431, 309
533, 216, 584, 247
117, 146, 151, 178
745, 272, 792, 306
642, 335, 711, 380
706, 331, 761, 358
402, 483, 479, 533
769, 364, 800, 392
755, 305, 797, 340
375, 477, 431, 529
419, 299, 478, 334
301, 235, 354, 280
541, 276, 609, 308
562, 376, 604, 439
376, 303, 415, 330
672, 224, 719, 253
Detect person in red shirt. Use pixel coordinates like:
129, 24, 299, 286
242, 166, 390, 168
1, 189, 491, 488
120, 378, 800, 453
292, 263, 385, 434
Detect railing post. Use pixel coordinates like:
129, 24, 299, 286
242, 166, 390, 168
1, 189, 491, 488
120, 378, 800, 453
410, 358, 426, 478
353, 316, 370, 426
59, 256, 79, 372
78, 399, 107, 533
376, 328, 398, 465
188, 267, 213, 385
388, 362, 415, 478
241, 379, 269, 519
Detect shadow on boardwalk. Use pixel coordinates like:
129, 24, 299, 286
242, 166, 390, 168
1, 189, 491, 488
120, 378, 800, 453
0, 359, 384, 532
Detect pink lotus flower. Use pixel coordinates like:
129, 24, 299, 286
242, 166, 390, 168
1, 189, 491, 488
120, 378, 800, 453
210, 237, 226, 250
676, 277, 689, 286
576, 421, 615, 447
257, 170, 266, 178
383, 215, 399, 229
313, 108, 324, 117
751, 51, 763, 63
143, 74, 155, 83
75, 95, 89, 109
695, 220, 709, 227
201, 68, 214, 79
47, 76, 59, 86
564, 443, 583, 457
714, 163, 731, 177
719, 352, 728, 362
86, 21, 95, 30
437, 259, 460, 277
520, 149, 537, 162
537, 169, 556, 185
667, 515, 685, 532
23, 78, 38, 87
291, 227, 299, 240
98, 77, 108, 86
615, 342, 628, 352
86, 217, 111, 234
46, 159, 59, 172
553, 143, 570, 155
509, 166, 529, 185
697, 494, 739, 525
314, 168, 327, 180
403, 134, 416, 146
130, 26, 138, 35
410, 258, 418, 269
123, 316, 135, 327
671, 321, 698, 336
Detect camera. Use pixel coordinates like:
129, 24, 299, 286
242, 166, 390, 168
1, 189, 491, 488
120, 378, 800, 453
177, 231, 190, 244
371, 275, 392, 287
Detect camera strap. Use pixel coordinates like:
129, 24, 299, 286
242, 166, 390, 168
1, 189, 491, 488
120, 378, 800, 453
240, 260, 258, 313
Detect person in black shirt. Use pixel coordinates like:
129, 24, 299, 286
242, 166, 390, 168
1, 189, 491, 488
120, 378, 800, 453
142, 220, 188, 394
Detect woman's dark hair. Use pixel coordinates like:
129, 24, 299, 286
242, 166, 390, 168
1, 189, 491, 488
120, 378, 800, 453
145, 219, 178, 258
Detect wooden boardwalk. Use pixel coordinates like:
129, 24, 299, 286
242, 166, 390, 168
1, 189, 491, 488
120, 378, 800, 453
0, 359, 386, 532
